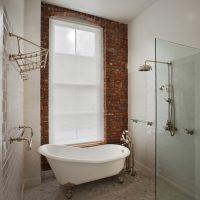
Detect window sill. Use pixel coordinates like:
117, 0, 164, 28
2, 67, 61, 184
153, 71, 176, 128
53, 82, 97, 87
69, 140, 105, 148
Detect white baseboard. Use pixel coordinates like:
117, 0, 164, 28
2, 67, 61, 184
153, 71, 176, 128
23, 171, 54, 193
21, 181, 25, 200
157, 173, 195, 199
24, 176, 41, 189
134, 160, 155, 178
41, 170, 55, 180
135, 160, 197, 199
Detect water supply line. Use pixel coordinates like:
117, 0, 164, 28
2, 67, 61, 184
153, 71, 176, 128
120, 130, 136, 176
163, 64, 177, 136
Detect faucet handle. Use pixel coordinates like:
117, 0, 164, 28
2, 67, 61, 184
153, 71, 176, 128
27, 132, 33, 151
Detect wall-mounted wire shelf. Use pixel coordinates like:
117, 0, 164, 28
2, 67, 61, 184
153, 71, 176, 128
131, 119, 153, 126
9, 32, 48, 80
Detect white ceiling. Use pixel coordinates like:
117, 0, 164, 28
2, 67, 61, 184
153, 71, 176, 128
43, 0, 157, 23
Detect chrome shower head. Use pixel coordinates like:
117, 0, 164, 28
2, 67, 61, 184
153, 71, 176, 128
139, 60, 172, 72
138, 63, 152, 71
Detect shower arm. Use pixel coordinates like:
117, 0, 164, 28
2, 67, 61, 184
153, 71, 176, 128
145, 60, 172, 66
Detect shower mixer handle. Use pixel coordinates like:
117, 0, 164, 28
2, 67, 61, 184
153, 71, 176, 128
164, 121, 177, 133
164, 98, 173, 104
159, 85, 170, 92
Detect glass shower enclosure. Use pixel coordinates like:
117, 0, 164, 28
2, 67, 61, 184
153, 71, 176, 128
155, 39, 200, 200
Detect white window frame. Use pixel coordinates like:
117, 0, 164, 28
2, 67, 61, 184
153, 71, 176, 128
49, 18, 104, 145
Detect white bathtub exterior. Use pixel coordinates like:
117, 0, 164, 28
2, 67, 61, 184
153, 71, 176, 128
38, 144, 130, 185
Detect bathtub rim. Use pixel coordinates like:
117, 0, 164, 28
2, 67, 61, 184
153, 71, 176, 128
38, 144, 130, 164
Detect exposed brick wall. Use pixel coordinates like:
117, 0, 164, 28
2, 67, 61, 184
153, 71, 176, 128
41, 2, 128, 170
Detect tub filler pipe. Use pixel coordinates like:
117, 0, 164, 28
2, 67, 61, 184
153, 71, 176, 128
120, 130, 136, 176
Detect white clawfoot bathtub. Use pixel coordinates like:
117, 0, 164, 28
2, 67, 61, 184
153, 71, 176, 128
38, 144, 130, 185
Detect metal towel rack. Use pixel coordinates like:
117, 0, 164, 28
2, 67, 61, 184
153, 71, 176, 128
131, 119, 153, 126
9, 32, 48, 80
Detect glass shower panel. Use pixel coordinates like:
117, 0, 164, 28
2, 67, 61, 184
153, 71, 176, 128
156, 39, 200, 200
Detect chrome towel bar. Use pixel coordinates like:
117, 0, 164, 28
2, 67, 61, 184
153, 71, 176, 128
130, 119, 153, 126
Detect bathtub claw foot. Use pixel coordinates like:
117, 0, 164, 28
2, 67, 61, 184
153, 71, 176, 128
118, 170, 124, 184
118, 175, 124, 184
66, 191, 72, 199
64, 183, 75, 199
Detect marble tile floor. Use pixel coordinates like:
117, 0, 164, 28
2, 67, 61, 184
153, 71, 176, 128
24, 171, 155, 200
156, 178, 194, 200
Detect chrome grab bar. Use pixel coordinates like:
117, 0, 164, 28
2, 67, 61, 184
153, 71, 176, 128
10, 126, 33, 151
131, 119, 153, 126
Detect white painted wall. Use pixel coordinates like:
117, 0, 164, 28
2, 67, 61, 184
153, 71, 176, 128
0, 0, 42, 192
0, 0, 24, 200
128, 0, 200, 197
24, 0, 42, 188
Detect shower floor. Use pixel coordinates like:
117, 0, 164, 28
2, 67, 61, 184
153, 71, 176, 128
156, 178, 194, 200
24, 171, 155, 200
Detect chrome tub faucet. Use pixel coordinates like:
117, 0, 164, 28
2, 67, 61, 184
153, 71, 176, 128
10, 126, 33, 151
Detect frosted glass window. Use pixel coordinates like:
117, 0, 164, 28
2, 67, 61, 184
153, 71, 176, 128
54, 86, 76, 113
52, 54, 76, 83
76, 30, 95, 57
49, 19, 104, 145
54, 26, 75, 55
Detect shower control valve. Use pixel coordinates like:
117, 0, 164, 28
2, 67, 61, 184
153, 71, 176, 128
159, 85, 170, 92
164, 98, 173, 104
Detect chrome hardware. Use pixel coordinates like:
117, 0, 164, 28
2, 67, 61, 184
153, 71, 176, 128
10, 126, 33, 151
164, 120, 177, 133
163, 65, 177, 136
164, 98, 173, 104
120, 130, 136, 176
160, 85, 170, 92
9, 32, 48, 80
138, 60, 177, 136
147, 122, 153, 126
131, 119, 153, 126
184, 128, 194, 135
139, 60, 172, 72
120, 130, 130, 145
159, 85, 165, 91
64, 183, 75, 199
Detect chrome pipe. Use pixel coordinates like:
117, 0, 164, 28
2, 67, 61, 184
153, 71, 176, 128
120, 130, 136, 176
145, 60, 172, 66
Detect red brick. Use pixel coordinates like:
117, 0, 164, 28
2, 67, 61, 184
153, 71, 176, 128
41, 2, 128, 171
